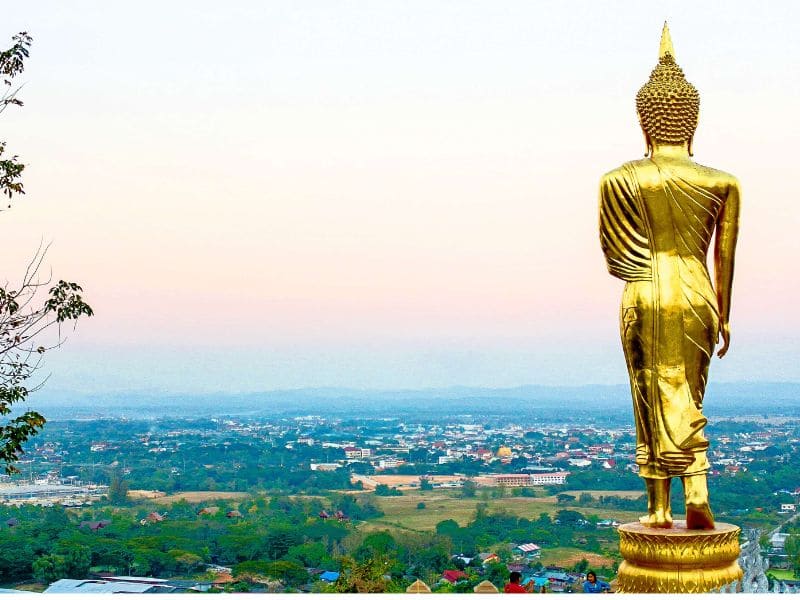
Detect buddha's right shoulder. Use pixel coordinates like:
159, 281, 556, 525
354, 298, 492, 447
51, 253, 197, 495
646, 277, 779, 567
692, 162, 741, 192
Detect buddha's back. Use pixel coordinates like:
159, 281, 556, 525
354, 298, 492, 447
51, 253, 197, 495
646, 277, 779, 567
631, 157, 733, 265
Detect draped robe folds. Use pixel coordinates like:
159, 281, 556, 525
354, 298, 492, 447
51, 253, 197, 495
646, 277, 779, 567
599, 159, 723, 479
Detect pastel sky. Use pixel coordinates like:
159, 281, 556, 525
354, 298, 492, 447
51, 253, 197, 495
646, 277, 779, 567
2, 1, 799, 393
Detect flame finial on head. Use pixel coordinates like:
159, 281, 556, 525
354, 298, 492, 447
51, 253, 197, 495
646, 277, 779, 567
636, 22, 699, 151
659, 21, 674, 60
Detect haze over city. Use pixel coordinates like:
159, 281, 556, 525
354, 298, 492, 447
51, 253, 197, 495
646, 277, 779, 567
3, 1, 799, 393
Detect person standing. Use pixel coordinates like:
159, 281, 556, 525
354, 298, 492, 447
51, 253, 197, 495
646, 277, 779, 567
504, 572, 531, 593
582, 571, 610, 593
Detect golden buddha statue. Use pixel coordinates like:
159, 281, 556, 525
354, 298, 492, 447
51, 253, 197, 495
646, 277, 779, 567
599, 23, 740, 530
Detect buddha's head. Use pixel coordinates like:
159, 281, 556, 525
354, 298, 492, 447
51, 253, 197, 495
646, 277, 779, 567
636, 23, 700, 156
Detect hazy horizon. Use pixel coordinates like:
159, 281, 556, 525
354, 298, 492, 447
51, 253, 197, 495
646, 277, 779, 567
3, 1, 799, 394
35, 379, 800, 398
25, 381, 800, 423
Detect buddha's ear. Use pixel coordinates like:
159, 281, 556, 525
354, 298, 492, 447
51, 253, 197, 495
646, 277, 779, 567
642, 130, 653, 157
637, 112, 653, 157
637, 113, 649, 157
687, 134, 694, 157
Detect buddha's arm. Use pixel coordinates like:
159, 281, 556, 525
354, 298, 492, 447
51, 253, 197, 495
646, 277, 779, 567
714, 178, 741, 358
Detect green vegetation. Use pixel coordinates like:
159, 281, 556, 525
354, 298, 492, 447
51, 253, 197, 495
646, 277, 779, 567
0, 495, 359, 589
374, 484, 402, 496
0, 489, 632, 590
1, 408, 796, 591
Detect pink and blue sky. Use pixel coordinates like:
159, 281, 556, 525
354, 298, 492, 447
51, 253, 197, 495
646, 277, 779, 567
3, 1, 799, 393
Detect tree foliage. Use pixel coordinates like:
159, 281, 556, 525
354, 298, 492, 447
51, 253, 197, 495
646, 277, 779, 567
0, 31, 93, 473
0, 32, 30, 201
374, 483, 402, 496
108, 472, 130, 505
334, 553, 401, 593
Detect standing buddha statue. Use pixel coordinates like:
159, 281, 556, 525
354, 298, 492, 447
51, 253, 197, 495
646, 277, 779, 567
598, 23, 740, 529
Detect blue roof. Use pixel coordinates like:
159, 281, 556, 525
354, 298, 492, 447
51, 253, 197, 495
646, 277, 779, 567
542, 571, 571, 581
320, 571, 340, 582
523, 577, 550, 587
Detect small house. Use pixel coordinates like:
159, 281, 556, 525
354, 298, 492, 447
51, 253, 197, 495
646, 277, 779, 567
514, 543, 541, 559
320, 571, 340, 583
442, 570, 467, 583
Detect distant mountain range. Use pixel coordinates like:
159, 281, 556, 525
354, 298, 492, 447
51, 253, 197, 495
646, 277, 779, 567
24, 381, 800, 420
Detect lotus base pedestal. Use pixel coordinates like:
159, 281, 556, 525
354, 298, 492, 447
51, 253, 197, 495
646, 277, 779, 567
616, 521, 742, 593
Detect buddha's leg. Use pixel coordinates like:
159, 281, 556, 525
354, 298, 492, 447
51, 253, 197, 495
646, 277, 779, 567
621, 284, 672, 527
639, 478, 655, 525
680, 295, 715, 530
639, 478, 672, 528
683, 474, 714, 529
657, 478, 673, 526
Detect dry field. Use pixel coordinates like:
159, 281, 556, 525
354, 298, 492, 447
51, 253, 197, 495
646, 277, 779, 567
567, 490, 645, 499
352, 474, 465, 489
146, 491, 250, 505
355, 474, 523, 490
128, 489, 167, 500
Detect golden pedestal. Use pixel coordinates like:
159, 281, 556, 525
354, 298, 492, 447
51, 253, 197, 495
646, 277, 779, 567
617, 521, 742, 593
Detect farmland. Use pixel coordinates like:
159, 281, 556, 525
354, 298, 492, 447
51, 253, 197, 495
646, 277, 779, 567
365, 490, 641, 533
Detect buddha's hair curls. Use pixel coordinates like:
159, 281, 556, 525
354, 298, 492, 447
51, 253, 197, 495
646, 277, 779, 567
636, 53, 699, 145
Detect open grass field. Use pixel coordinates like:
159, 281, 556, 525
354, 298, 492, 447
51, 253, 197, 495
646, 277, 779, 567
539, 547, 615, 568
365, 491, 641, 533
768, 569, 797, 580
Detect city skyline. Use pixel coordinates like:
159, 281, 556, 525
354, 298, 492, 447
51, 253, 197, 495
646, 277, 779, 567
3, 2, 799, 393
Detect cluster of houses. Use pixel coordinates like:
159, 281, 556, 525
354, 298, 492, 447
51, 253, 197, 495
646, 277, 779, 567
283, 421, 635, 484
280, 418, 798, 506
440, 545, 589, 593
318, 509, 350, 522
9, 413, 794, 510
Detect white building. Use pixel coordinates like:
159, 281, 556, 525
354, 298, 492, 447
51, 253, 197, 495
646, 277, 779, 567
529, 471, 569, 485
310, 463, 341, 471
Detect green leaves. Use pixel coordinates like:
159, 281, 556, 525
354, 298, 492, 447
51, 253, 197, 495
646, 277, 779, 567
0, 32, 32, 204
0, 32, 31, 88
0, 141, 24, 200
0, 287, 19, 315
32, 554, 68, 584
0, 275, 94, 474
0, 409, 45, 473
45, 280, 94, 323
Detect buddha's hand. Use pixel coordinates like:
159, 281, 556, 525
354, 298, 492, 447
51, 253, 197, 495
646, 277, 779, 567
717, 321, 731, 358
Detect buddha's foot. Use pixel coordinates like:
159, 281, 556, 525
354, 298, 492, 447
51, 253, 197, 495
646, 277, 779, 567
686, 502, 715, 529
638, 511, 672, 528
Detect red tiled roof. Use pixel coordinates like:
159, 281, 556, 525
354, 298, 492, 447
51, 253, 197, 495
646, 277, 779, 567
443, 570, 468, 583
